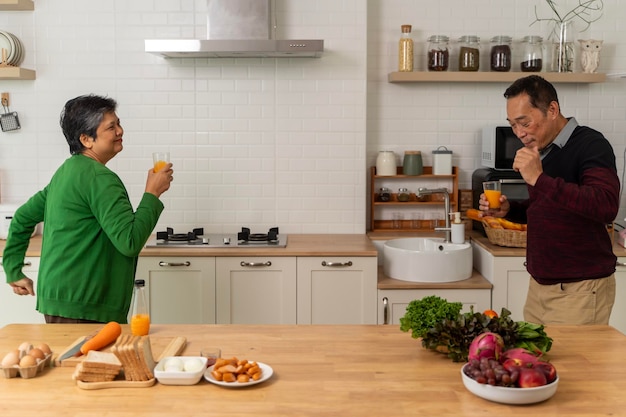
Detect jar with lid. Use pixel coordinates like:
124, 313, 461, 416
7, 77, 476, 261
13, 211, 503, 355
427, 35, 449, 71
378, 187, 391, 202
376, 150, 397, 176
403, 151, 423, 175
397, 188, 410, 202
490, 35, 512, 72
398, 25, 414, 72
458, 35, 480, 71
520, 36, 543, 72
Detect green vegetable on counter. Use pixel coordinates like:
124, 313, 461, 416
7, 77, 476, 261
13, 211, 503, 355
399, 295, 463, 339
399, 296, 553, 362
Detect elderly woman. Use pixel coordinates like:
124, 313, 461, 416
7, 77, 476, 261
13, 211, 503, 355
3, 94, 173, 323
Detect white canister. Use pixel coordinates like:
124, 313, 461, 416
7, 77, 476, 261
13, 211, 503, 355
376, 151, 397, 176
432, 146, 452, 175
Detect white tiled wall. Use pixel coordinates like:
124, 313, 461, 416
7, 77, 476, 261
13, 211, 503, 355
1, 1, 625, 235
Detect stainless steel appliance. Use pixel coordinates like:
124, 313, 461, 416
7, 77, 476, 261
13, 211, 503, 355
145, 227, 287, 248
471, 168, 529, 232
481, 125, 523, 170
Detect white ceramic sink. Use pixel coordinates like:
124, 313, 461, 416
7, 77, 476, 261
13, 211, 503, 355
383, 238, 472, 283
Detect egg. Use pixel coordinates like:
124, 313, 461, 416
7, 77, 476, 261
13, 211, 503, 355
18, 342, 33, 358
1, 350, 20, 368
28, 348, 45, 361
183, 358, 204, 373
164, 357, 184, 372
37, 343, 52, 355
19, 354, 37, 368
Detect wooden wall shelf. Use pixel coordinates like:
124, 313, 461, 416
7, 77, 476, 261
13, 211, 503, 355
0, 66, 36, 80
0, 0, 34, 11
388, 71, 606, 84
369, 166, 459, 233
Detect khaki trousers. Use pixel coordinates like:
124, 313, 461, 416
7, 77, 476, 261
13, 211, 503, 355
523, 274, 615, 325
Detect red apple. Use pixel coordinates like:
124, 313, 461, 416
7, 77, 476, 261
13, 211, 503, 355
502, 358, 522, 373
535, 362, 557, 383
518, 367, 547, 388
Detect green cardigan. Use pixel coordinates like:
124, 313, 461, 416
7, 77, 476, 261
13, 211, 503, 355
3, 154, 164, 323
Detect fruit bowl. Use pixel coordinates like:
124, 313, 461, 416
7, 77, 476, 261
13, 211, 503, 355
461, 364, 559, 405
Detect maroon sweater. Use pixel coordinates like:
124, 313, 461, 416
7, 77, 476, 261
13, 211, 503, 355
508, 125, 619, 284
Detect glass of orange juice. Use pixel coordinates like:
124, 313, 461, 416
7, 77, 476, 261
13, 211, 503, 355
152, 152, 170, 173
483, 181, 502, 209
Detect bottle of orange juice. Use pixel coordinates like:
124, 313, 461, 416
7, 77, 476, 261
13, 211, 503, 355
131, 279, 150, 336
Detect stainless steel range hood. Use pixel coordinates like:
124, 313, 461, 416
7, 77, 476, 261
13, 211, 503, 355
145, 0, 324, 58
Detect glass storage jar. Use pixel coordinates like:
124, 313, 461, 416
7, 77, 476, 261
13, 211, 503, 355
490, 35, 512, 72
427, 35, 449, 71
378, 187, 391, 202
397, 188, 410, 202
458, 35, 480, 71
521, 35, 543, 72
398, 24, 414, 72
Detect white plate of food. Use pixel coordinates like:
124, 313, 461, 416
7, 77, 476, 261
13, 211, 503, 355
204, 361, 273, 387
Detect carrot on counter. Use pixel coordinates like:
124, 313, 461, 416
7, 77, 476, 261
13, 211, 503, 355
80, 321, 122, 355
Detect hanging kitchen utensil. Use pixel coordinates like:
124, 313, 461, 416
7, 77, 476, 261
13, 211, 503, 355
1, 96, 20, 132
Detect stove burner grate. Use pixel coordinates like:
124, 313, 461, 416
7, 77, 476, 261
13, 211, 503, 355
156, 227, 204, 242
238, 227, 279, 242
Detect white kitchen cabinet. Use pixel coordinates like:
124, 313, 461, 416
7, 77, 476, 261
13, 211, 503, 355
0, 257, 44, 327
215, 257, 297, 324
472, 242, 528, 321
297, 257, 377, 324
610, 259, 626, 334
377, 288, 491, 326
135, 257, 216, 324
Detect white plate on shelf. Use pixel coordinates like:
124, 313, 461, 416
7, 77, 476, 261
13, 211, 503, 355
204, 362, 273, 387
0, 31, 13, 63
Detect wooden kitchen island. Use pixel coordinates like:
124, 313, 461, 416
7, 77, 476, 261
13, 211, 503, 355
1, 323, 625, 416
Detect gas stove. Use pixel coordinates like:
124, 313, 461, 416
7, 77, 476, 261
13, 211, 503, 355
144, 227, 287, 248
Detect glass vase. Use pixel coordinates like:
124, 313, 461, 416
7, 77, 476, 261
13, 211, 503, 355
550, 20, 576, 72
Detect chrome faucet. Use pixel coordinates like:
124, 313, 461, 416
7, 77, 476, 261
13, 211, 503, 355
416, 187, 451, 242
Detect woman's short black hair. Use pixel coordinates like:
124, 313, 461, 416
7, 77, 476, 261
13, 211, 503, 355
60, 94, 117, 155
503, 75, 560, 115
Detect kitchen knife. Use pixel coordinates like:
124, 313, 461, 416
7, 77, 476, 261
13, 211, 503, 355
57, 336, 90, 362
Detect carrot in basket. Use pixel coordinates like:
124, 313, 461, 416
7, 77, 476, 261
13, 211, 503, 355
80, 321, 122, 355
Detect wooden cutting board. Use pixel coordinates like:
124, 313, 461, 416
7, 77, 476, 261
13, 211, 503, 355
55, 335, 186, 367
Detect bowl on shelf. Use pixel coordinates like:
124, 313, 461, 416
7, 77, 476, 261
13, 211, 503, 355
461, 364, 559, 405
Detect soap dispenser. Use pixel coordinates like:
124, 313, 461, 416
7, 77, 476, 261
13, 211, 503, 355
450, 212, 465, 244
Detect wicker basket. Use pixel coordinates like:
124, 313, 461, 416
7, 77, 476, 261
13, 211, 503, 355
482, 221, 527, 248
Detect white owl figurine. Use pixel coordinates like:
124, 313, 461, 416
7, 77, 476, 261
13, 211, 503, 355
578, 39, 603, 73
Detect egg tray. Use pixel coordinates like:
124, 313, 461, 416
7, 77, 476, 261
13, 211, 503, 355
1, 353, 53, 379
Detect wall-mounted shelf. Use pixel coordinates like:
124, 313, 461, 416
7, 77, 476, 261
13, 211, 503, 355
388, 71, 606, 84
0, 0, 34, 11
0, 66, 36, 80
369, 166, 459, 233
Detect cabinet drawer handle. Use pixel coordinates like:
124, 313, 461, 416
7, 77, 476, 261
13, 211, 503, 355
321, 261, 353, 267
240, 261, 272, 267
617, 261, 626, 267
158, 261, 191, 267
382, 297, 389, 325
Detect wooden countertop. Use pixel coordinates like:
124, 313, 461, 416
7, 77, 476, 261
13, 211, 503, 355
1, 323, 625, 416
0, 234, 378, 258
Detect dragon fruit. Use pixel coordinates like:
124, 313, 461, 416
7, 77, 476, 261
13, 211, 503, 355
468, 332, 505, 361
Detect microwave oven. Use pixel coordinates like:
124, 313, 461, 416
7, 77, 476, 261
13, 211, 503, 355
471, 168, 529, 232
481, 125, 523, 170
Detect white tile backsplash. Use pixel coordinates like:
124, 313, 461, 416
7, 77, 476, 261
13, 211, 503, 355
1, 1, 626, 233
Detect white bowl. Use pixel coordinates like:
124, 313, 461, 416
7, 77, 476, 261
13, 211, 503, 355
461, 364, 559, 405
154, 356, 207, 386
